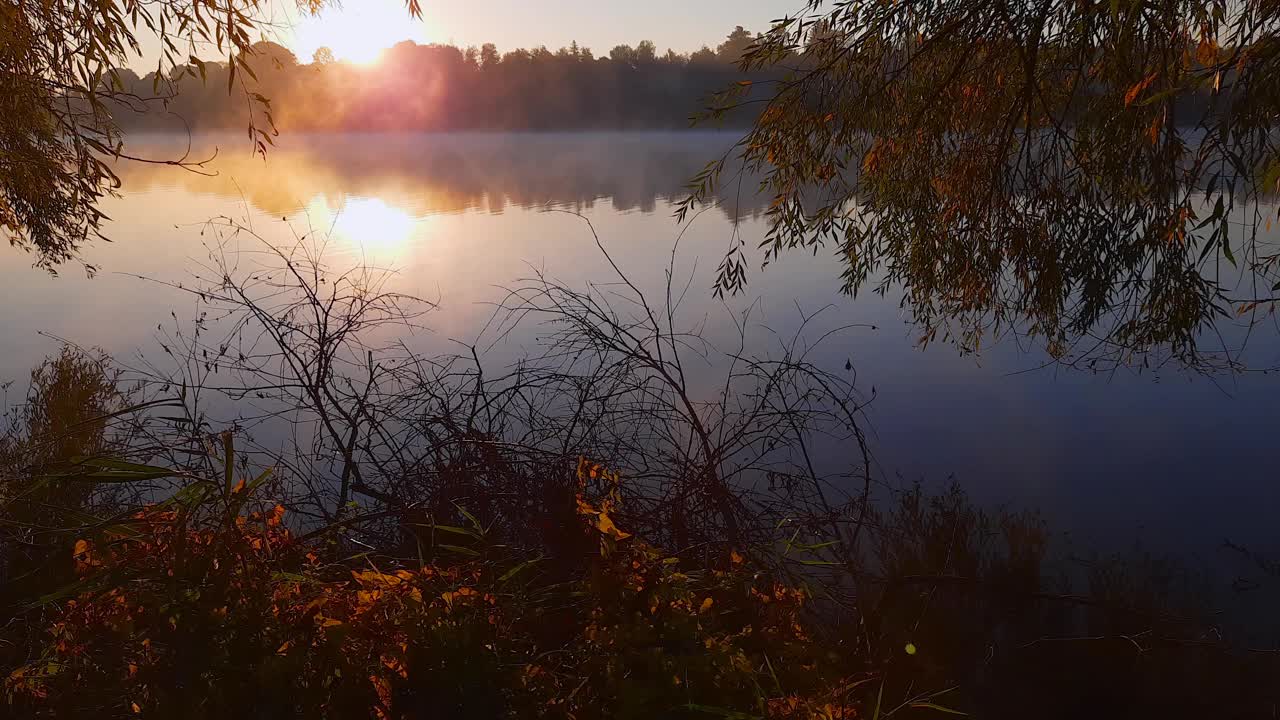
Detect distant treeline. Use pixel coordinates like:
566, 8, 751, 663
110, 27, 770, 132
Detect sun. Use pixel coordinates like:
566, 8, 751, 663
288, 0, 429, 65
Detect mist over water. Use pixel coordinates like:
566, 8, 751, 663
2, 131, 1278, 564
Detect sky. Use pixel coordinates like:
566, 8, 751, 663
132, 0, 795, 68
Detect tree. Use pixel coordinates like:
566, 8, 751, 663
689, 45, 717, 65
716, 25, 754, 63
0, 347, 124, 598
313, 46, 337, 66
479, 42, 500, 70
249, 40, 299, 69
690, 1, 1280, 369
609, 44, 636, 66
0, 0, 421, 273
635, 40, 657, 64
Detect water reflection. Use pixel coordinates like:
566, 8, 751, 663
113, 132, 767, 220
313, 197, 420, 261
2, 132, 1279, 573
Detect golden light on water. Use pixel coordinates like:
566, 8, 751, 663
314, 197, 419, 259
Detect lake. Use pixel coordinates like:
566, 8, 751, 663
2, 131, 1278, 563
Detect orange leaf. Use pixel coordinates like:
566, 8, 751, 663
1124, 72, 1158, 106
370, 674, 392, 707
1197, 37, 1219, 66
382, 656, 408, 679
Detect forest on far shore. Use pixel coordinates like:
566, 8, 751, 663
110, 27, 767, 132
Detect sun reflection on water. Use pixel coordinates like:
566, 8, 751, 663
308, 196, 420, 262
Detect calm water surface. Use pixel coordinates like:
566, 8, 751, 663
2, 132, 1277, 560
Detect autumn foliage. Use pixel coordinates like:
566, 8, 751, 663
4, 457, 865, 719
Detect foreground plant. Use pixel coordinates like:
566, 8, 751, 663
4, 452, 875, 719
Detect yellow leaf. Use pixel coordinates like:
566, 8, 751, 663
699, 597, 714, 614
353, 570, 401, 586
131, 702, 142, 714
730, 550, 744, 565
595, 511, 631, 540
276, 641, 292, 655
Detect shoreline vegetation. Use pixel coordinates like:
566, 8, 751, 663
6, 0, 1280, 715
108, 30, 770, 134
4, 226, 1280, 718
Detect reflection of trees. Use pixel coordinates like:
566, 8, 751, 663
687, 3, 1280, 372
113, 133, 772, 220
0, 347, 133, 604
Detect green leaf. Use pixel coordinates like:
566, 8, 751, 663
791, 540, 839, 552
408, 523, 478, 538
73, 457, 175, 475
246, 466, 274, 493
453, 503, 485, 534
498, 556, 544, 584
190, 55, 207, 82
683, 705, 762, 719
273, 572, 324, 585
910, 702, 969, 716
72, 470, 175, 482
437, 544, 481, 557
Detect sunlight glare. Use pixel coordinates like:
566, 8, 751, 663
328, 197, 418, 258
288, 0, 429, 65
